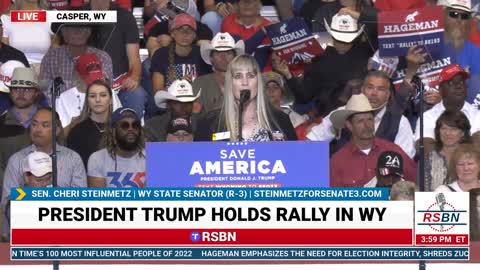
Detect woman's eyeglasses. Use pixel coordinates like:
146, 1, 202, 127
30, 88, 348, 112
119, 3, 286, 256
449, 11, 471, 20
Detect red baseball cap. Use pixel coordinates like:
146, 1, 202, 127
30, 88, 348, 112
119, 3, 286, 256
170, 13, 197, 31
440, 64, 469, 84
75, 54, 104, 85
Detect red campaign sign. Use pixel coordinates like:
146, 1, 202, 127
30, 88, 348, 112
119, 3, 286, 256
377, 6, 444, 57
265, 18, 324, 76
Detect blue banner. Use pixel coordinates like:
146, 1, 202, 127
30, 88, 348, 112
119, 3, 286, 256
146, 141, 330, 188
11, 247, 469, 260
10, 187, 388, 201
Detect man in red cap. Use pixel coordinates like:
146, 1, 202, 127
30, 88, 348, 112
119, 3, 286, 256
56, 54, 104, 128
415, 64, 477, 153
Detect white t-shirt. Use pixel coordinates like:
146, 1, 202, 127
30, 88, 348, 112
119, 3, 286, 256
415, 101, 479, 141
1, 14, 52, 64
88, 149, 146, 188
56, 87, 85, 127
435, 181, 462, 192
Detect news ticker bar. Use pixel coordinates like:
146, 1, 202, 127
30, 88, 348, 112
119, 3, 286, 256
11, 188, 389, 201
11, 247, 469, 260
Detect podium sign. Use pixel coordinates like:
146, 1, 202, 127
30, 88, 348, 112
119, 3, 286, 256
146, 141, 330, 187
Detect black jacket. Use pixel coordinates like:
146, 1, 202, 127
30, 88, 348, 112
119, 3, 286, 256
194, 107, 297, 141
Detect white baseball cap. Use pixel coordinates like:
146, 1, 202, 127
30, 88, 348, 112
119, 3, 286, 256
154, 79, 201, 108
22, 152, 52, 177
200, 32, 245, 65
440, 0, 476, 13
325, 14, 365, 43
0, 60, 26, 93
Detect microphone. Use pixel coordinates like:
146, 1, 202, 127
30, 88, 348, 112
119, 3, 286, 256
239, 89, 251, 104
411, 75, 424, 102
237, 90, 251, 141
54, 77, 64, 86
436, 193, 446, 211
435, 193, 446, 230
51, 77, 64, 98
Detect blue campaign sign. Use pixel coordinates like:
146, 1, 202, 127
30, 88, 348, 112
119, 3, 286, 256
146, 141, 329, 187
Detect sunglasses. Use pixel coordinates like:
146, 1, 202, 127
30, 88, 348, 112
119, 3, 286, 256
448, 11, 471, 20
119, 121, 141, 131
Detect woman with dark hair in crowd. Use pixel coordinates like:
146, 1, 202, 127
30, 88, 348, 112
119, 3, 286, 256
151, 13, 210, 98
436, 143, 480, 192
66, 80, 113, 169
195, 54, 297, 141
425, 110, 471, 191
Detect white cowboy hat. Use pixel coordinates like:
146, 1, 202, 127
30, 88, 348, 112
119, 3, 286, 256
200, 32, 245, 65
0, 60, 26, 93
154, 79, 201, 108
440, 0, 477, 13
5, 67, 39, 89
325, 14, 365, 43
330, 94, 375, 129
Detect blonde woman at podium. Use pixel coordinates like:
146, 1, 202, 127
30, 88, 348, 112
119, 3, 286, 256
195, 54, 297, 142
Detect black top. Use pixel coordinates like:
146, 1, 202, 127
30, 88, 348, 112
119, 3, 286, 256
301, 0, 339, 32
87, 3, 140, 77
0, 43, 30, 67
67, 118, 106, 169
194, 107, 297, 142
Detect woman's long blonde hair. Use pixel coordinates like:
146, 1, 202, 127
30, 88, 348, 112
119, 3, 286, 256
223, 54, 278, 141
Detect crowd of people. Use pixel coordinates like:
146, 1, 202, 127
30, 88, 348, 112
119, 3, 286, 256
0, 0, 480, 241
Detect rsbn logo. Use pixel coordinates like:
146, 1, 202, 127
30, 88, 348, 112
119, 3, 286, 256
417, 193, 468, 232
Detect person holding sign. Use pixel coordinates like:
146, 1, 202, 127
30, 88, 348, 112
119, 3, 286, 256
194, 54, 297, 142
415, 64, 479, 154
276, 10, 377, 117
307, 71, 415, 158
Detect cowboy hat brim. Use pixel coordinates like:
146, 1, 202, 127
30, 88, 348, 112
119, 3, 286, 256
200, 40, 245, 65
324, 18, 365, 43
154, 89, 202, 108
330, 108, 375, 129
5, 81, 39, 89
0, 82, 9, 93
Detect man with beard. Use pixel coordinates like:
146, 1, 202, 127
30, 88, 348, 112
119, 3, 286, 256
194, 32, 244, 114
440, 0, 480, 75
87, 108, 146, 187
0, 68, 41, 190
307, 71, 415, 158
329, 94, 416, 187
